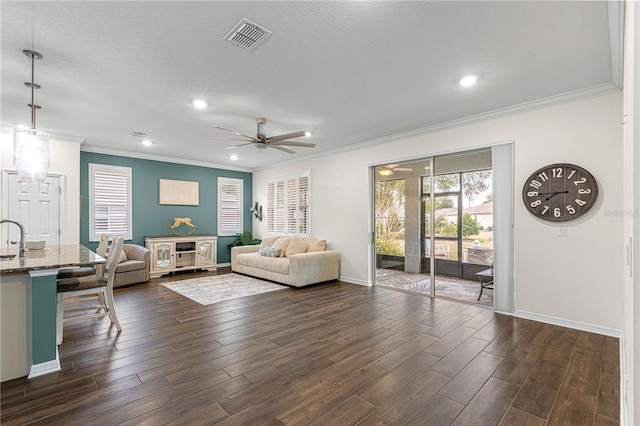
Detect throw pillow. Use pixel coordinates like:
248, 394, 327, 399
258, 236, 280, 252
260, 247, 282, 258
271, 237, 291, 257
105, 247, 128, 263
305, 238, 327, 252
285, 237, 308, 257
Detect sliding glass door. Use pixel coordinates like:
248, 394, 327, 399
374, 148, 494, 304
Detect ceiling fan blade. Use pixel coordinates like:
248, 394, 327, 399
204, 136, 254, 141
210, 125, 256, 141
269, 141, 316, 148
269, 145, 296, 154
225, 142, 255, 150
268, 130, 308, 142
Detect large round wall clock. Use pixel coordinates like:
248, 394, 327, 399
522, 163, 598, 222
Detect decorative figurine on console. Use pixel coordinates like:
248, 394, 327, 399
168, 217, 197, 235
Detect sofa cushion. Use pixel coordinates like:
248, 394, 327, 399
271, 237, 291, 256
258, 256, 289, 274
304, 238, 327, 252
285, 237, 308, 257
115, 260, 146, 273
260, 247, 283, 258
238, 252, 289, 275
259, 236, 280, 252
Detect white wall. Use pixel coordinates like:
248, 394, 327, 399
253, 93, 624, 334
0, 131, 81, 244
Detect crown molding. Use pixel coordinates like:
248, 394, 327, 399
80, 144, 253, 173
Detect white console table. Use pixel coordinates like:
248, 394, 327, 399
145, 235, 217, 278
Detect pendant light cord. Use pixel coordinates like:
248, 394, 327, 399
23, 49, 43, 130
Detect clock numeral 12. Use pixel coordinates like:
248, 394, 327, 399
551, 167, 563, 178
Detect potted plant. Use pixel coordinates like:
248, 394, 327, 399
227, 231, 262, 250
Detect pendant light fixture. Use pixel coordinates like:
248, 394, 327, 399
13, 49, 49, 183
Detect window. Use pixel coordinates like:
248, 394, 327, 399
218, 177, 243, 236
266, 172, 310, 236
89, 163, 132, 241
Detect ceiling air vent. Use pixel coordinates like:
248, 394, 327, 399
129, 131, 148, 138
224, 18, 272, 51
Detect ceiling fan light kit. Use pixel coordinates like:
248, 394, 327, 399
206, 117, 315, 154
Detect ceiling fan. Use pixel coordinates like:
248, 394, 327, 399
205, 117, 315, 154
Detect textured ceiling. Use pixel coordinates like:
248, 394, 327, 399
1, 1, 621, 170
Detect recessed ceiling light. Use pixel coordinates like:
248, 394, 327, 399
230, 154, 239, 161
304, 131, 312, 137
459, 75, 478, 87
142, 139, 153, 147
193, 99, 208, 109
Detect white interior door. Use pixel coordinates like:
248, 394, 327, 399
2, 172, 61, 249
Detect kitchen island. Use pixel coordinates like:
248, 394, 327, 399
0, 245, 105, 382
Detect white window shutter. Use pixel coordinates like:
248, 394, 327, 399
265, 171, 311, 237
275, 180, 285, 234
298, 174, 309, 234
286, 178, 297, 234
218, 177, 243, 236
89, 164, 132, 241
266, 181, 275, 234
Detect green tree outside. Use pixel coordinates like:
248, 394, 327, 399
462, 213, 481, 239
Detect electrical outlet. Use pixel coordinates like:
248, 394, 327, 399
558, 227, 567, 237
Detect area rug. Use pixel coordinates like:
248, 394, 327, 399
161, 273, 287, 305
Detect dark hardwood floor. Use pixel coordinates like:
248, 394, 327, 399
1, 268, 620, 425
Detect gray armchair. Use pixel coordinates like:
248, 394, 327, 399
114, 244, 150, 288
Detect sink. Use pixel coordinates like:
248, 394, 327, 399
0, 254, 16, 261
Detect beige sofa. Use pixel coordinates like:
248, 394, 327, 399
231, 236, 339, 287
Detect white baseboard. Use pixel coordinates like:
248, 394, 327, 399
514, 309, 623, 338
338, 276, 370, 286
28, 353, 61, 379
619, 337, 628, 425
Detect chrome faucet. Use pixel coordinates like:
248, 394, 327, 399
1, 219, 27, 259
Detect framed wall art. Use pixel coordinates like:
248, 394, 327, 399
159, 178, 199, 206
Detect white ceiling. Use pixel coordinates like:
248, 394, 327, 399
1, 1, 621, 171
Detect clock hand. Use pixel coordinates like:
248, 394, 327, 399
543, 190, 569, 201
537, 191, 569, 196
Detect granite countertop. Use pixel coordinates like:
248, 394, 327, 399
0, 244, 105, 274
